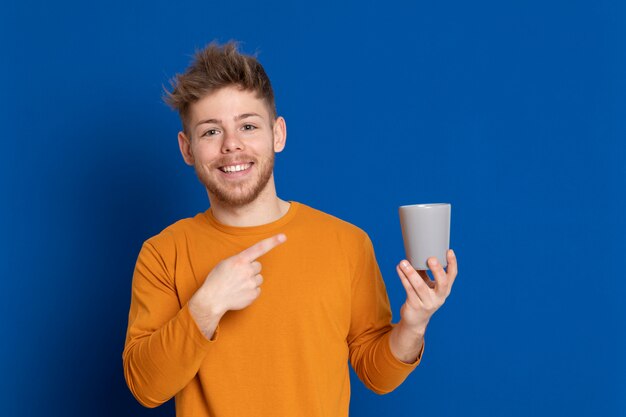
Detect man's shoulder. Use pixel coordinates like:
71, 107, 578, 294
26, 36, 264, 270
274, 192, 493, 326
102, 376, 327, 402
294, 202, 370, 242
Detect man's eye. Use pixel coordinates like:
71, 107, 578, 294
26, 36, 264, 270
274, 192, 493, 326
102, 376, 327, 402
203, 129, 220, 136
242, 124, 256, 131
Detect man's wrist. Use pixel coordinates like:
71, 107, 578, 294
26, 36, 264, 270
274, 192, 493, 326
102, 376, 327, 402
397, 318, 428, 338
188, 295, 224, 340
389, 320, 428, 364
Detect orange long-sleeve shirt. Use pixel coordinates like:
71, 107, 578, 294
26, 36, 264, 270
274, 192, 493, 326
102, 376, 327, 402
123, 202, 422, 416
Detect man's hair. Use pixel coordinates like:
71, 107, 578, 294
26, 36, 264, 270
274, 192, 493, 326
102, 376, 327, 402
164, 41, 276, 133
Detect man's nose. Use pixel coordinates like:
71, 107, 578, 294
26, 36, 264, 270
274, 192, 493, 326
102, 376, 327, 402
221, 130, 244, 153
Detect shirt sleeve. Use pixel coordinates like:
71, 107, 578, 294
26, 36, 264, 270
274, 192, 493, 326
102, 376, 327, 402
122, 239, 217, 408
347, 234, 423, 394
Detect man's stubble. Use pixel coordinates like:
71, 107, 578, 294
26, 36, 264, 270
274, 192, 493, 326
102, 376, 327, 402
194, 150, 275, 208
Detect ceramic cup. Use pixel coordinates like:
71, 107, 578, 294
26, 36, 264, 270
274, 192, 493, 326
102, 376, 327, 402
399, 203, 451, 270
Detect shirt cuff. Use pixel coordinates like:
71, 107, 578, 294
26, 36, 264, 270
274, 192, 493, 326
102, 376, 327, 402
384, 330, 425, 369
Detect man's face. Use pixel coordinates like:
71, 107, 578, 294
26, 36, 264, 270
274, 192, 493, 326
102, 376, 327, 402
178, 86, 286, 207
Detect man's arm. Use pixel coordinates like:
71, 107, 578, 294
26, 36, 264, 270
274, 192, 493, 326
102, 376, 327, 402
389, 251, 458, 363
347, 236, 458, 394
122, 241, 216, 408
123, 234, 286, 407
347, 235, 421, 395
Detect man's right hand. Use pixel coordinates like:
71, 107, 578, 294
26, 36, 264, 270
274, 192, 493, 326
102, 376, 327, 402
188, 233, 287, 340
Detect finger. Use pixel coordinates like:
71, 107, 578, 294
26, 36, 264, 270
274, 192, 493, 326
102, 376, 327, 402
239, 234, 287, 262
396, 265, 422, 304
446, 249, 458, 286
400, 260, 433, 303
251, 261, 262, 275
255, 274, 264, 286
427, 257, 449, 294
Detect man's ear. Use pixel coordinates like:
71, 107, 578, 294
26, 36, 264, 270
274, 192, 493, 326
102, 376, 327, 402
178, 131, 195, 166
273, 116, 287, 153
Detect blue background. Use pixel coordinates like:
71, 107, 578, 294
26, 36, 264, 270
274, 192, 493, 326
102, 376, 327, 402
1, 0, 624, 416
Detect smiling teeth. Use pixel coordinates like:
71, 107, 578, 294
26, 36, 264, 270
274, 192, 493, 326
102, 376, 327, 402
221, 163, 251, 173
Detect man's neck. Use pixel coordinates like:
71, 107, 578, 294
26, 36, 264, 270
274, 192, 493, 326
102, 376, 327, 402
208, 188, 290, 228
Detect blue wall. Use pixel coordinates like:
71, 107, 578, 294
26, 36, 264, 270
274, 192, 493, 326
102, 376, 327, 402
1, 0, 624, 416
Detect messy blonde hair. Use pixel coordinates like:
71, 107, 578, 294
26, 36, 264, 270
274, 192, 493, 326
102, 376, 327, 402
164, 41, 276, 133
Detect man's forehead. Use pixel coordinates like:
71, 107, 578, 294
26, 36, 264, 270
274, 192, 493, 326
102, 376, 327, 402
189, 88, 270, 125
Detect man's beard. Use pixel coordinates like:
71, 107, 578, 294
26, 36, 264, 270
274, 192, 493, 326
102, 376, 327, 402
194, 152, 275, 207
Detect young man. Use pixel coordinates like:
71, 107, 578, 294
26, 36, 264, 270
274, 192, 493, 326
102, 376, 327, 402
123, 42, 458, 417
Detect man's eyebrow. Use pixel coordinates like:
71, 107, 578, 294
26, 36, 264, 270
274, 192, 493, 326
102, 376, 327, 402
195, 113, 263, 128
235, 112, 263, 121
195, 118, 221, 128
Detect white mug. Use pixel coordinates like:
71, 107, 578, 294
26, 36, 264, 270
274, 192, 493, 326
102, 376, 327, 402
399, 203, 451, 270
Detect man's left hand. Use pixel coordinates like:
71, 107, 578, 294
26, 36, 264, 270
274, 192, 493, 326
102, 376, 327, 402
396, 249, 458, 333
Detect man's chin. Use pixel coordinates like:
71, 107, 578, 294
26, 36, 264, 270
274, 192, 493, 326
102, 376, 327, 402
199, 164, 274, 207
207, 185, 261, 207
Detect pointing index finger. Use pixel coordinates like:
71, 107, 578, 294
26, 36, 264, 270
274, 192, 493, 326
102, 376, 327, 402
239, 234, 287, 262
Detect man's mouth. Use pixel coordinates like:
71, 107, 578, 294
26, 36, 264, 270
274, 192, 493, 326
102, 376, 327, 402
219, 163, 253, 173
